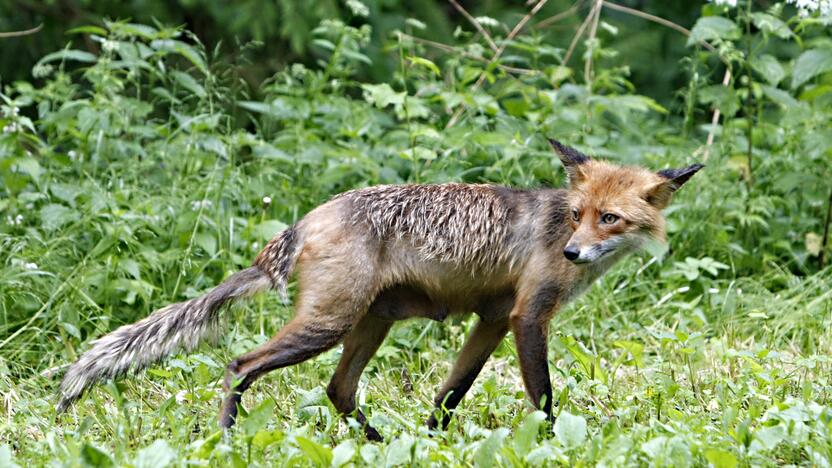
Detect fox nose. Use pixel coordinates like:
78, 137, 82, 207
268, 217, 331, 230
563, 246, 580, 261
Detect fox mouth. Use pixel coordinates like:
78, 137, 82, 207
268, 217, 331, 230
570, 247, 615, 264
568, 237, 633, 264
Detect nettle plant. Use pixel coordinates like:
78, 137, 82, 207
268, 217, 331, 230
686, 0, 832, 273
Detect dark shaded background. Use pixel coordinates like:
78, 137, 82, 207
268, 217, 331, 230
1, 0, 703, 104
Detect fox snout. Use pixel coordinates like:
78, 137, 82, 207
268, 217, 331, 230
563, 237, 627, 264
563, 245, 580, 261
563, 242, 597, 264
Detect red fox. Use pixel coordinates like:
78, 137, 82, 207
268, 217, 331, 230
57, 139, 702, 441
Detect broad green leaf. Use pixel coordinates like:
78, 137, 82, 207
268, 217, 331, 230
190, 430, 222, 459
698, 84, 740, 117
252, 429, 283, 449
614, 340, 645, 367
562, 336, 606, 383
171, 70, 206, 98
792, 48, 832, 89
332, 440, 356, 467
343, 49, 372, 65
12, 157, 42, 181
405, 18, 427, 30
360, 444, 381, 464
687, 16, 740, 45
602, 94, 668, 114
704, 448, 738, 468
255, 220, 288, 241
238, 99, 296, 120
750, 12, 792, 39
554, 411, 587, 449
474, 428, 509, 468
199, 136, 227, 158
513, 411, 547, 454
754, 425, 786, 451
311, 38, 336, 51
761, 85, 798, 108
473, 132, 511, 146
135, 440, 175, 468
241, 398, 275, 436
401, 146, 437, 161
107, 21, 159, 39
34, 49, 97, 70
66, 25, 109, 36
194, 232, 217, 256
81, 443, 114, 468
294, 436, 332, 467
361, 83, 405, 108
384, 436, 414, 466
150, 39, 207, 74
750, 54, 785, 86
408, 56, 441, 76
40, 204, 78, 232
119, 258, 141, 280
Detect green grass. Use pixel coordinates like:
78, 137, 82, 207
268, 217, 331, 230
2, 7, 832, 467
4, 264, 832, 466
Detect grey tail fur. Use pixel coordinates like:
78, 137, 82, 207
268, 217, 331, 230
57, 226, 301, 412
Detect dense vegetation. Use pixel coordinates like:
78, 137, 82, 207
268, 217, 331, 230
1, 0, 832, 466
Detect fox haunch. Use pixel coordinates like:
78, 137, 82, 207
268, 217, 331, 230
57, 140, 702, 441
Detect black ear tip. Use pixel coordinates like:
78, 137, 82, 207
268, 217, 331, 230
547, 137, 590, 164
658, 163, 705, 180
547, 138, 564, 150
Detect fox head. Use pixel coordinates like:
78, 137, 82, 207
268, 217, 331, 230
549, 139, 703, 265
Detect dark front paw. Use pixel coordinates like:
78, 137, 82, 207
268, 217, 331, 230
218, 395, 242, 429
364, 424, 384, 442
426, 409, 451, 432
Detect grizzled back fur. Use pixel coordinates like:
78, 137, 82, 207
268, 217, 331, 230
342, 184, 513, 268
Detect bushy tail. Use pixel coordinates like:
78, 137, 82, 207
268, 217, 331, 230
57, 226, 302, 412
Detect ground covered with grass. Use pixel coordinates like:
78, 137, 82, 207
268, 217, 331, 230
2, 2, 832, 466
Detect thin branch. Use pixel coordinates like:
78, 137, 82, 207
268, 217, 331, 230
562, 2, 597, 67
502, 0, 550, 55
448, 0, 499, 52
0, 23, 43, 38
584, 0, 603, 85
702, 69, 732, 162
601, 1, 715, 52
399, 33, 538, 75
535, 0, 585, 29
602, 1, 689, 35
446, 0, 550, 128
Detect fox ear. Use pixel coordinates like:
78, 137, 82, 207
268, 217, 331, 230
548, 139, 590, 184
646, 163, 704, 208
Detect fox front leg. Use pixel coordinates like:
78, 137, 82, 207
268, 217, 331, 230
510, 282, 562, 421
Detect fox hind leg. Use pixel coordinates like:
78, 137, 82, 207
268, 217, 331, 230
326, 313, 392, 441
218, 268, 377, 428
324, 286, 437, 441
218, 315, 354, 428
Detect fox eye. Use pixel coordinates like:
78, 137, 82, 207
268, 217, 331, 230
601, 213, 620, 224
571, 208, 580, 222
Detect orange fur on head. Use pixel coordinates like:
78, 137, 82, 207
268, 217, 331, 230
549, 139, 703, 261
568, 160, 670, 241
